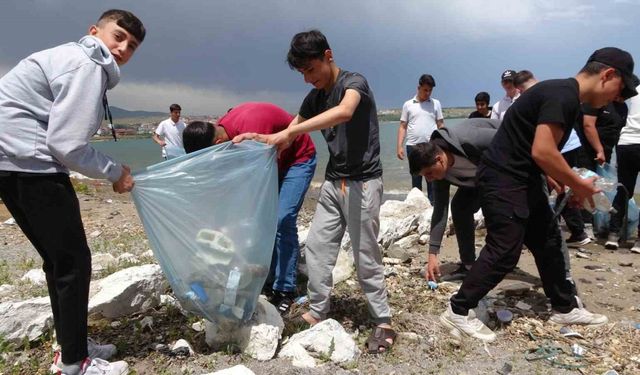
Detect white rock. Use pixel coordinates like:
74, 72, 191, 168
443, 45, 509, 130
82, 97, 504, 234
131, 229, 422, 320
89, 230, 102, 238
278, 342, 317, 368
418, 234, 429, 245
171, 338, 194, 355
88, 264, 167, 318
140, 316, 154, 331
279, 319, 359, 365
0, 284, 15, 298
417, 209, 434, 236
205, 297, 284, 361
393, 234, 420, 250
0, 297, 53, 344
192, 320, 205, 332
91, 253, 117, 274
141, 250, 155, 258
69, 171, 91, 180
404, 188, 431, 209
20, 269, 46, 286
2, 217, 16, 225
332, 249, 354, 286
202, 365, 256, 375
117, 253, 139, 264
297, 227, 309, 248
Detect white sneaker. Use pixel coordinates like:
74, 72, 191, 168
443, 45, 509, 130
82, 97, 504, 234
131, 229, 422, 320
51, 338, 117, 373
439, 303, 496, 342
548, 307, 608, 326
631, 240, 640, 254
53, 357, 128, 375
605, 233, 619, 250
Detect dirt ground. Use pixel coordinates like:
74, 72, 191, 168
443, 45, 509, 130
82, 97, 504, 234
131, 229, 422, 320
0, 180, 638, 374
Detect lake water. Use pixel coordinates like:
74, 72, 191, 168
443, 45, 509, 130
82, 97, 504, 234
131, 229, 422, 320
92, 118, 466, 193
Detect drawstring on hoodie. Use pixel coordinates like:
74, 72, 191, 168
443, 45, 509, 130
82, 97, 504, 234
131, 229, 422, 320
103, 95, 117, 142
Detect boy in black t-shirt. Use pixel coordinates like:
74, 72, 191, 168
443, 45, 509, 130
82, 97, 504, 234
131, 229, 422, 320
237, 30, 394, 354
468, 92, 492, 119
440, 47, 637, 342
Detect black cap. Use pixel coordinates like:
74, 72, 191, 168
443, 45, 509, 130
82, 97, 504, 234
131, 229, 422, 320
501, 70, 517, 82
588, 47, 638, 99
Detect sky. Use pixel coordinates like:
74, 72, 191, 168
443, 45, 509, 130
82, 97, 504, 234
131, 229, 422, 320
1, 0, 640, 115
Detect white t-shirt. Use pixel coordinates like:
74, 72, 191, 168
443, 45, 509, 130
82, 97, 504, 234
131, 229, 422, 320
618, 84, 640, 145
561, 129, 581, 153
155, 118, 186, 157
400, 96, 443, 145
490, 93, 520, 122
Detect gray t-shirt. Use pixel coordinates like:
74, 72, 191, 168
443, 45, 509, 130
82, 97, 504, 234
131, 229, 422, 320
444, 156, 477, 187
299, 70, 382, 181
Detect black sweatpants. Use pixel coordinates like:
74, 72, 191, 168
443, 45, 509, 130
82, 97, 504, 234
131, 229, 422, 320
450, 163, 579, 315
0, 172, 90, 364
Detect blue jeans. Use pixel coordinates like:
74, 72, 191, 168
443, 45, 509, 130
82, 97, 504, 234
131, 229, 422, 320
269, 155, 317, 293
406, 145, 434, 203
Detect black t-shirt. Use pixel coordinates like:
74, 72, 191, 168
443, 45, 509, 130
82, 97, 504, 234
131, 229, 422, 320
468, 108, 492, 119
482, 78, 580, 181
576, 101, 628, 153
299, 70, 382, 181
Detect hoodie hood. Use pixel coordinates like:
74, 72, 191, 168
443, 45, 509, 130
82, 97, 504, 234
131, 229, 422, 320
78, 35, 120, 89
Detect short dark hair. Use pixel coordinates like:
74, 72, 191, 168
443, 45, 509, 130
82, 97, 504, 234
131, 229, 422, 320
169, 104, 182, 112
98, 9, 146, 43
474, 91, 490, 104
579, 61, 617, 75
183, 121, 215, 154
286, 30, 331, 70
419, 74, 436, 88
514, 70, 535, 87
408, 142, 443, 175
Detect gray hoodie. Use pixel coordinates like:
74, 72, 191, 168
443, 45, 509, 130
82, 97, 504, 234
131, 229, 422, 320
428, 118, 500, 254
0, 35, 123, 182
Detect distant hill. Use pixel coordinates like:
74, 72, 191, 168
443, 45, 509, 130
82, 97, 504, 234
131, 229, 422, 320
109, 106, 166, 118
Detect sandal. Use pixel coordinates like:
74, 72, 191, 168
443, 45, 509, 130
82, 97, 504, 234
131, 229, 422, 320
366, 326, 396, 354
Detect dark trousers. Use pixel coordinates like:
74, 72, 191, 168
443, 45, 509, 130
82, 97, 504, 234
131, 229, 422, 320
406, 144, 434, 203
610, 144, 640, 234
450, 164, 579, 315
558, 148, 585, 237
0, 172, 90, 364
451, 187, 481, 265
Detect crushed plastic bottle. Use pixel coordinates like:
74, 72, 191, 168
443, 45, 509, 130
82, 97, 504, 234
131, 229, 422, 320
427, 280, 438, 290
573, 167, 617, 213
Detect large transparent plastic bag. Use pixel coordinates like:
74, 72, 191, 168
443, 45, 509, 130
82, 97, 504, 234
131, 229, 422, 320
131, 141, 278, 323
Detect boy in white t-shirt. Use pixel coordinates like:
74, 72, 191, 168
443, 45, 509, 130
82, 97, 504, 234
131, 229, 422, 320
397, 74, 444, 203
153, 103, 186, 159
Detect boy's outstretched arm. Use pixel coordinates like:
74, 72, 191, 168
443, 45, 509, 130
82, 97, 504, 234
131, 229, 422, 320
262, 89, 361, 152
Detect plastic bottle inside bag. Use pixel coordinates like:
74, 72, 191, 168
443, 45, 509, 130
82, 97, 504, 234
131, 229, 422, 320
573, 167, 616, 213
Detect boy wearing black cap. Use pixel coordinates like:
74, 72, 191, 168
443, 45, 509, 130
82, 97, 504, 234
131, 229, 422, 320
490, 69, 520, 121
440, 47, 637, 342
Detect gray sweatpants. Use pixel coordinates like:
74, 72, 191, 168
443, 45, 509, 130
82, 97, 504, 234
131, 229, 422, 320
304, 177, 391, 324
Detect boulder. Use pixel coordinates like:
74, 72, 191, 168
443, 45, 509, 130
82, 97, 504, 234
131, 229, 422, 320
279, 319, 359, 365
20, 269, 46, 286
91, 253, 117, 275
0, 297, 53, 344
205, 297, 284, 361
88, 264, 167, 318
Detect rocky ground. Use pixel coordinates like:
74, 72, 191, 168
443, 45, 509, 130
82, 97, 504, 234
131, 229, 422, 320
0, 178, 638, 375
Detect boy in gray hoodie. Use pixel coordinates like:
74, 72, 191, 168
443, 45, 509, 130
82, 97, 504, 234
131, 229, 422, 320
0, 9, 144, 375
408, 118, 500, 282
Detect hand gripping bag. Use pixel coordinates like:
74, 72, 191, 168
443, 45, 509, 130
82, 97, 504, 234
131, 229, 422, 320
131, 141, 278, 322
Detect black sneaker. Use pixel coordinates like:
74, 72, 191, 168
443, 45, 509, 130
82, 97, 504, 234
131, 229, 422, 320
566, 232, 591, 246
441, 264, 470, 282
270, 291, 297, 315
